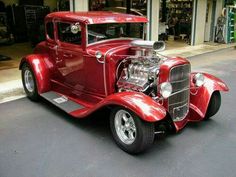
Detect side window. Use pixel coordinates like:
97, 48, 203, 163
46, 22, 54, 40
57, 22, 82, 45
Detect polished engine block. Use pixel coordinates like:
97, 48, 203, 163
116, 40, 166, 94
117, 55, 161, 93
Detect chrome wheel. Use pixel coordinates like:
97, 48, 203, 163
110, 107, 155, 154
114, 109, 137, 145
24, 69, 35, 92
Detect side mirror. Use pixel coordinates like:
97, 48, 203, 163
71, 23, 81, 34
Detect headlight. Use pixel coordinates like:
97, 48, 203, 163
160, 82, 172, 99
193, 73, 205, 87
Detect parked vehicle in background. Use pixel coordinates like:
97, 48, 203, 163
20, 12, 228, 154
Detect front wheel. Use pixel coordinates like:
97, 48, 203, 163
205, 91, 221, 120
22, 63, 39, 101
110, 107, 155, 154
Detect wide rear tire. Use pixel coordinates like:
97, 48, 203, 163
205, 91, 221, 120
22, 63, 39, 101
110, 107, 155, 154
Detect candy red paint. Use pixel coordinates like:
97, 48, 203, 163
20, 11, 228, 132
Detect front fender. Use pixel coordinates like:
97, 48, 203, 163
19, 54, 50, 94
189, 72, 229, 120
71, 92, 167, 122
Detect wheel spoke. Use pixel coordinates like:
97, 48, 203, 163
130, 125, 136, 132
121, 125, 126, 132
128, 130, 135, 140
114, 109, 137, 145
122, 114, 128, 122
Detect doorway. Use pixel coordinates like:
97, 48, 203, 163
160, 0, 193, 49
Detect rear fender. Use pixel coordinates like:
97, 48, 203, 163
190, 72, 229, 120
71, 92, 167, 122
19, 54, 50, 94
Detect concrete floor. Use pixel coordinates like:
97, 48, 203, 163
165, 39, 189, 50
0, 48, 235, 177
0, 43, 33, 70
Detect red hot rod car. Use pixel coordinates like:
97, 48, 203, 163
20, 12, 228, 154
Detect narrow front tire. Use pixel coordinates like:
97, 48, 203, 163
22, 63, 39, 101
205, 91, 221, 120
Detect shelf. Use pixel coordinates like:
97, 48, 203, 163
167, 0, 193, 22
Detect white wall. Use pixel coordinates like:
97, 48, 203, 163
194, 0, 207, 45
70, 0, 88, 11
192, 0, 224, 45
204, 0, 213, 41
149, 0, 160, 41
148, 0, 160, 41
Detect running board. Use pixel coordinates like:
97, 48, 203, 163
41, 91, 84, 113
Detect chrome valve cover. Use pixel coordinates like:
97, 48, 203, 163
117, 56, 160, 92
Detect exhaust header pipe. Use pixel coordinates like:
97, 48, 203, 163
130, 40, 165, 52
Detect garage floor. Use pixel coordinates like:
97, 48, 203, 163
0, 43, 33, 70
0, 49, 235, 177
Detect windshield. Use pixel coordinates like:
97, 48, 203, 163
87, 23, 145, 44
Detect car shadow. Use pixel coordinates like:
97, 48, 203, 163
38, 97, 218, 157
39, 97, 111, 136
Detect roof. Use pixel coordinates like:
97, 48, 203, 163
46, 11, 148, 24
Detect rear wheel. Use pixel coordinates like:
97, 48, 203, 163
110, 107, 155, 154
205, 91, 221, 120
22, 63, 39, 101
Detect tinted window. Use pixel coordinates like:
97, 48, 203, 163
46, 22, 54, 39
87, 23, 144, 44
57, 22, 81, 45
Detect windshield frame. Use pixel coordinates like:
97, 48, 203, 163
86, 22, 146, 47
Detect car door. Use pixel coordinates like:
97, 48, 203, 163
55, 21, 85, 92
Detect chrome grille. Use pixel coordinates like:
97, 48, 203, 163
168, 64, 190, 121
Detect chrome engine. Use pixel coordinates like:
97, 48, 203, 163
117, 56, 160, 93
117, 40, 165, 95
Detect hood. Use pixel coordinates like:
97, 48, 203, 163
86, 39, 132, 57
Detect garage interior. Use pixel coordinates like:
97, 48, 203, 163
0, 0, 58, 69
0, 0, 190, 72
89, 0, 191, 47
1, 0, 233, 72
